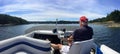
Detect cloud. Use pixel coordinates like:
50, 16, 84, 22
14, 9, 105, 21
0, 2, 46, 13
0, 0, 118, 21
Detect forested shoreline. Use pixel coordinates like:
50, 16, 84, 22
89, 10, 120, 27
0, 14, 28, 25
90, 10, 120, 23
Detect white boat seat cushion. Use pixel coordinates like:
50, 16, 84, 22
0, 36, 51, 54
68, 39, 97, 54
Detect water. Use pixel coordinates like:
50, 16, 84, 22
0, 24, 120, 53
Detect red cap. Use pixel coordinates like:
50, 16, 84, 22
80, 16, 88, 22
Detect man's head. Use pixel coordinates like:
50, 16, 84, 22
79, 16, 88, 26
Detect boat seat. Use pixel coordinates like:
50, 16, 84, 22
68, 39, 97, 54
0, 36, 51, 54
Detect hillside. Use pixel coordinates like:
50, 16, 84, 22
0, 14, 28, 25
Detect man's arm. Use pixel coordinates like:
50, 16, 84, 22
51, 44, 62, 50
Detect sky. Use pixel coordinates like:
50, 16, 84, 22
0, 0, 120, 21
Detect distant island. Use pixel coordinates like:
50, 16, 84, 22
29, 21, 78, 24
89, 10, 120, 27
0, 14, 28, 26
0, 14, 79, 26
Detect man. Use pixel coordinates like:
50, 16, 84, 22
51, 16, 94, 54
72, 16, 93, 42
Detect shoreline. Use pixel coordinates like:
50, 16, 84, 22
106, 23, 120, 27
91, 21, 120, 27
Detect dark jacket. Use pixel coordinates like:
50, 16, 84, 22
73, 26, 93, 42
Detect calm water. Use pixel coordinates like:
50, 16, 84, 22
0, 24, 120, 53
